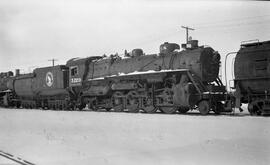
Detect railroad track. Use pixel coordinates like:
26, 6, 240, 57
0, 150, 35, 165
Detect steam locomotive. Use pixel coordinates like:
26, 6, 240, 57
0, 39, 236, 115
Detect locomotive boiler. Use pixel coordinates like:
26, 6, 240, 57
234, 40, 270, 115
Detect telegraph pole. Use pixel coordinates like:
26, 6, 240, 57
48, 59, 58, 66
181, 26, 195, 43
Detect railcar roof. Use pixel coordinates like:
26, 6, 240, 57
241, 40, 270, 48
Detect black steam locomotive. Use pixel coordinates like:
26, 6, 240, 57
0, 39, 234, 115
234, 40, 270, 115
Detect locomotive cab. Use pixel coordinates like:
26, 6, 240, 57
66, 58, 86, 87
66, 56, 102, 87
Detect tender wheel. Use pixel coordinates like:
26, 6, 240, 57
178, 107, 189, 114
198, 100, 210, 115
160, 106, 177, 114
126, 91, 140, 113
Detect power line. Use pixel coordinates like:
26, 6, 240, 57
196, 19, 270, 32
194, 14, 270, 28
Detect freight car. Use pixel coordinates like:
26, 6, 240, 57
234, 40, 270, 115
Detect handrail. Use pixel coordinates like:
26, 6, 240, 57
231, 57, 235, 81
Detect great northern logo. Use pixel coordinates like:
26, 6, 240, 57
46, 72, 53, 87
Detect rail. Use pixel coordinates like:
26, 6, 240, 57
0, 150, 35, 165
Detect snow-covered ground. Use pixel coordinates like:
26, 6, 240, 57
0, 108, 269, 165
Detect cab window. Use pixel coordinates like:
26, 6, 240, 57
71, 66, 78, 76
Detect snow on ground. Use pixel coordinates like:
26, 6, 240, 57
0, 108, 269, 165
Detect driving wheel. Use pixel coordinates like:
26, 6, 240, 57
126, 91, 140, 113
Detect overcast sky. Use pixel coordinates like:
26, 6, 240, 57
0, 0, 270, 82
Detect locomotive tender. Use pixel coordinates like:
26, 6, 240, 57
0, 39, 232, 115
